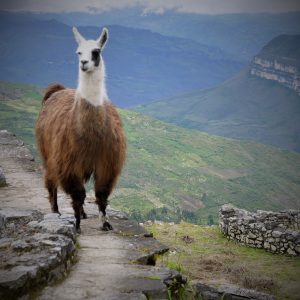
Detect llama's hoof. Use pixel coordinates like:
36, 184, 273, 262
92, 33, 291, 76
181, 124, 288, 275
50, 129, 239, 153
102, 221, 113, 231
81, 212, 87, 219
76, 227, 81, 234
51, 209, 61, 215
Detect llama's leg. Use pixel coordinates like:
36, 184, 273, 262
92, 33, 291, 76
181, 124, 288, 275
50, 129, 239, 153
71, 189, 86, 233
95, 183, 114, 231
45, 176, 59, 214
62, 177, 86, 232
80, 206, 87, 219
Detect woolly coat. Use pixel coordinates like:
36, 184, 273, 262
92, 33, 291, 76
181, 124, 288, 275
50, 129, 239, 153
36, 84, 126, 190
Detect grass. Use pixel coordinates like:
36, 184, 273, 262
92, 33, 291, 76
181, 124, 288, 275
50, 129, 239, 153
133, 68, 300, 152
1, 80, 300, 224
145, 222, 300, 299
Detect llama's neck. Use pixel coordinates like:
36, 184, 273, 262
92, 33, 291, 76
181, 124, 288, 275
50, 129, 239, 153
76, 64, 107, 107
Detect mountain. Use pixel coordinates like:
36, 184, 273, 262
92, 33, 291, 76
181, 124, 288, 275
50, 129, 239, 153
250, 34, 300, 95
0, 11, 244, 107
134, 35, 300, 152
26, 10, 300, 61
1, 81, 300, 224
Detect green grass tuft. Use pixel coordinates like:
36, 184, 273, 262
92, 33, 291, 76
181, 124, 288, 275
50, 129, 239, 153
146, 222, 300, 299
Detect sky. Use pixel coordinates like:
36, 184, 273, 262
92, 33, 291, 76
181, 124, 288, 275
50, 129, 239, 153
1, 0, 300, 15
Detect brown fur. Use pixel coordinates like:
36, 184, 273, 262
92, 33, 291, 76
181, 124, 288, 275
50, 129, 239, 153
36, 85, 126, 230
42, 83, 65, 104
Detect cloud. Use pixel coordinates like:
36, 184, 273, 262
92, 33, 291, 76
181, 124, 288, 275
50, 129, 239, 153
1, 0, 300, 14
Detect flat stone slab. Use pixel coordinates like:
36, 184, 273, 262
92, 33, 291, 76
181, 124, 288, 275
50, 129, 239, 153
0, 209, 77, 299
39, 215, 182, 300
195, 282, 275, 300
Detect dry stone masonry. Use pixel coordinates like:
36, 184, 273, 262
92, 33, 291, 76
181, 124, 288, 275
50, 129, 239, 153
0, 208, 77, 299
219, 204, 300, 256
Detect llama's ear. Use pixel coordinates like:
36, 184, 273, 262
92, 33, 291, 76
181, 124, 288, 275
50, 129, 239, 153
97, 27, 109, 49
72, 27, 85, 44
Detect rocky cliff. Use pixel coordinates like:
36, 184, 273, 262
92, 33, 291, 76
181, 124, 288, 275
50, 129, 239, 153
250, 35, 300, 95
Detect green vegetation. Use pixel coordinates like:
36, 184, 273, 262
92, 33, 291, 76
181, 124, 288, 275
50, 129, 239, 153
0, 81, 42, 153
257, 34, 300, 64
134, 68, 300, 152
146, 222, 300, 299
1, 81, 300, 224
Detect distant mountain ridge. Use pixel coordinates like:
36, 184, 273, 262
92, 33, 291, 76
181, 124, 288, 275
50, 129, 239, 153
0, 11, 244, 107
21, 9, 300, 61
134, 35, 300, 152
250, 34, 300, 95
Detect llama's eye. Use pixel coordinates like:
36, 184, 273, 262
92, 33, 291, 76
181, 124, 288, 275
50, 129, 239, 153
91, 49, 101, 66
77, 52, 82, 56
92, 49, 100, 60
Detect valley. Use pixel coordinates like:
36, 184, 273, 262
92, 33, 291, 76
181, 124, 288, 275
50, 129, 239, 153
1, 81, 300, 224
0, 11, 244, 107
134, 35, 300, 152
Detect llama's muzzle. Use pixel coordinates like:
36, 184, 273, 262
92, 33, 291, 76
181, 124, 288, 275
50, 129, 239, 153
81, 60, 89, 71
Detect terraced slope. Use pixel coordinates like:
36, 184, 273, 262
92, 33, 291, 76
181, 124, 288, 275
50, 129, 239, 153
1, 81, 300, 224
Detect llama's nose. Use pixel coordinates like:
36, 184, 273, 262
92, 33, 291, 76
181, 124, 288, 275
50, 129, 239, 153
81, 60, 88, 66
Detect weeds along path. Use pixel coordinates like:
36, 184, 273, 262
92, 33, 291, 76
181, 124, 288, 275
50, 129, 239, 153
0, 131, 178, 300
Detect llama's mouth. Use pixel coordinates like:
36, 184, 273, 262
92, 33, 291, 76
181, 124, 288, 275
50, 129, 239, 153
81, 66, 89, 72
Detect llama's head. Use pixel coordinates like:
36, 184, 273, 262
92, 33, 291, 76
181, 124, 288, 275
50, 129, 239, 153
73, 27, 108, 73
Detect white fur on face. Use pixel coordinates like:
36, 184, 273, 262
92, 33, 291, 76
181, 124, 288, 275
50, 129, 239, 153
73, 27, 108, 74
73, 27, 109, 107
76, 40, 101, 73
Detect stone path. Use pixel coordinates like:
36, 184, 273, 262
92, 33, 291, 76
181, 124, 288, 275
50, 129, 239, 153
0, 130, 181, 299
0, 130, 276, 300
40, 217, 174, 300
0, 130, 48, 211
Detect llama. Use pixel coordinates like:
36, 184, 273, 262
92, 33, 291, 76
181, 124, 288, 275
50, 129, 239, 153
36, 27, 126, 232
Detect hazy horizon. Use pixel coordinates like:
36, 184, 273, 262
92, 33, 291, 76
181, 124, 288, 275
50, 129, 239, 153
1, 0, 300, 15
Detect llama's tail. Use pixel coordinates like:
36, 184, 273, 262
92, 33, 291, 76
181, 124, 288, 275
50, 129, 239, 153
42, 83, 65, 104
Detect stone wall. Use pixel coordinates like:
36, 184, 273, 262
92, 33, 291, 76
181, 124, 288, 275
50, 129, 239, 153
219, 204, 300, 256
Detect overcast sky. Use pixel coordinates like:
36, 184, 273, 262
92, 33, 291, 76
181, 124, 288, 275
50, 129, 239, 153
1, 0, 300, 14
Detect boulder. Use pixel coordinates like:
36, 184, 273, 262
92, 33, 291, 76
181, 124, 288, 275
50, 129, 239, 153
194, 282, 275, 300
0, 208, 77, 299
272, 230, 283, 238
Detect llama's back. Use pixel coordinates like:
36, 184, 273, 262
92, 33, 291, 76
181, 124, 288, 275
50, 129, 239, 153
42, 84, 65, 104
